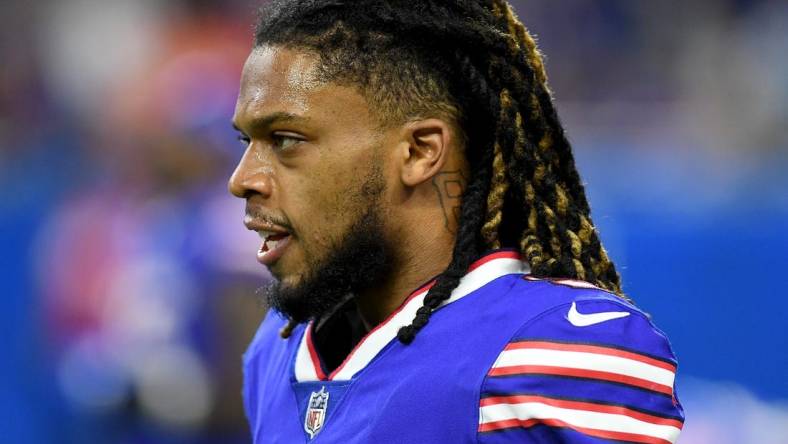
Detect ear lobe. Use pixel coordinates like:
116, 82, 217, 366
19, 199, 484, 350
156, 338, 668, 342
399, 118, 454, 187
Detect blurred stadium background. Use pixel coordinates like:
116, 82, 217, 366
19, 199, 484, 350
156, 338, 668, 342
1, 0, 786, 443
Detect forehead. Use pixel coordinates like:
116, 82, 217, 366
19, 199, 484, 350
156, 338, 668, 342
234, 45, 325, 119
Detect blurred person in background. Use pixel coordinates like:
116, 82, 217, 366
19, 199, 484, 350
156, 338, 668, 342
5, 1, 268, 443
229, 1, 684, 442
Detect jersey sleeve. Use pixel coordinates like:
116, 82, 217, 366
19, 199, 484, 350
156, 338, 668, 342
477, 294, 685, 444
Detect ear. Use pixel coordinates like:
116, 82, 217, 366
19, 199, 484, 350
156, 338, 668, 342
397, 118, 456, 187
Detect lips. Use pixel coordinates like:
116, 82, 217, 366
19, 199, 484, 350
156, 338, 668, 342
259, 231, 288, 252
254, 229, 292, 266
243, 209, 293, 266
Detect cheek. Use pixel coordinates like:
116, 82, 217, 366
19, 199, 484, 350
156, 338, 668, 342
303, 172, 367, 243
288, 170, 349, 247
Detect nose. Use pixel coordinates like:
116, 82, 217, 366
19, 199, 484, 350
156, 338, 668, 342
228, 144, 274, 199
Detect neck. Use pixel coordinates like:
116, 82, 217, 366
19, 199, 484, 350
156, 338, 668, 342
353, 216, 456, 332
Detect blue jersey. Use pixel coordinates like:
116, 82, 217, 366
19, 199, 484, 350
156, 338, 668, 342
243, 250, 684, 443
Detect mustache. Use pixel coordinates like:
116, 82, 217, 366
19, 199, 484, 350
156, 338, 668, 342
244, 205, 293, 230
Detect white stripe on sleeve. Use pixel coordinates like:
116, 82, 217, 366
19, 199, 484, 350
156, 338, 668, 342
492, 348, 675, 388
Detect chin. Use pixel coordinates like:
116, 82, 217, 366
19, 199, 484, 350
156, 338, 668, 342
268, 267, 296, 286
270, 260, 312, 289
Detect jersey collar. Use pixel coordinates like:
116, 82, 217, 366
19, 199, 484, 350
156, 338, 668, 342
293, 250, 528, 382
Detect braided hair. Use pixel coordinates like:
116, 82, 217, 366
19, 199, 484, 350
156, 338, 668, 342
255, 0, 626, 344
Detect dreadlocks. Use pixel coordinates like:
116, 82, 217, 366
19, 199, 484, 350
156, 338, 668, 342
256, 0, 625, 344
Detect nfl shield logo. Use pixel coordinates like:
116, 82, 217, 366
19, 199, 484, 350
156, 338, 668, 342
304, 386, 329, 439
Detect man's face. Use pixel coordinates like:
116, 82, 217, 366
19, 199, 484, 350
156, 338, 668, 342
229, 45, 395, 320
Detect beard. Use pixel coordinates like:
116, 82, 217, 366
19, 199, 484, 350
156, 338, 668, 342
263, 169, 393, 324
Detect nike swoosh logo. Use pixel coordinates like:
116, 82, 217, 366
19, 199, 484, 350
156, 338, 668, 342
566, 302, 631, 327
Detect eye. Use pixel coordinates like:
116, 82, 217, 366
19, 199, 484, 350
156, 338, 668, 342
271, 133, 304, 151
237, 134, 251, 148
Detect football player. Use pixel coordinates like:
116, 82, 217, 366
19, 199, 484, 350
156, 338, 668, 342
229, 1, 685, 442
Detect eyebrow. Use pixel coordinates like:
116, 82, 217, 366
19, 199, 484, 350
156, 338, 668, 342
232, 112, 309, 133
